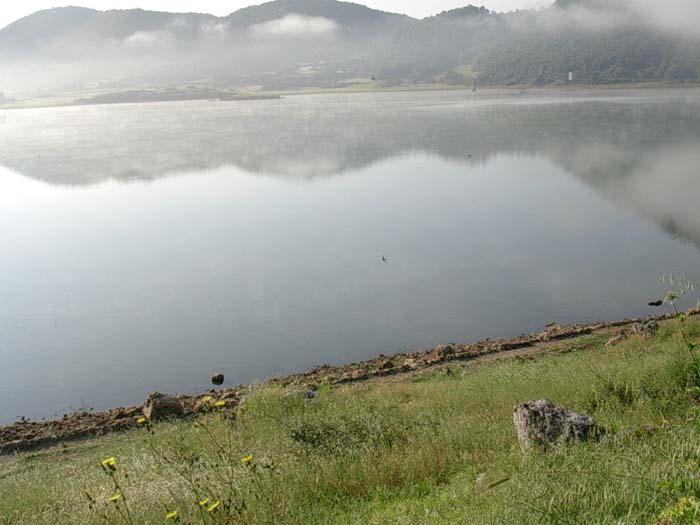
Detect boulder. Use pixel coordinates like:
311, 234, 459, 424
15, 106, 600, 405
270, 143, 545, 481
109, 407, 139, 420
378, 359, 394, 370
403, 358, 419, 370
193, 396, 213, 413
220, 390, 239, 401
143, 392, 184, 421
433, 344, 456, 361
606, 321, 659, 348
630, 321, 659, 339
211, 373, 225, 386
513, 399, 596, 451
351, 368, 369, 380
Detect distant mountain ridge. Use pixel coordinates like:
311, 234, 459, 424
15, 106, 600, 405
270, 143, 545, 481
0, 6, 97, 53
0, 0, 698, 95
225, 0, 403, 29
434, 5, 492, 20
0, 0, 400, 49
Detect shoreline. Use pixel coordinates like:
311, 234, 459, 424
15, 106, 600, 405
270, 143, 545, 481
1, 82, 699, 111
1, 308, 695, 455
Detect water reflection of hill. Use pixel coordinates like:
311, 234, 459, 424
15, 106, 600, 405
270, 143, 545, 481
2, 91, 700, 245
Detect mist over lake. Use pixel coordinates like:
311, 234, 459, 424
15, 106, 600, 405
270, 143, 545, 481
1, 89, 699, 423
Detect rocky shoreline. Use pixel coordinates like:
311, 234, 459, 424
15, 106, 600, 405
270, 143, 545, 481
1, 310, 694, 455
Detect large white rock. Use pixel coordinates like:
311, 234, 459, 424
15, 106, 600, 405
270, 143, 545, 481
513, 399, 596, 451
143, 392, 184, 421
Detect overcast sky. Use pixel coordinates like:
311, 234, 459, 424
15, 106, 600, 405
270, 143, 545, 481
0, 1, 552, 31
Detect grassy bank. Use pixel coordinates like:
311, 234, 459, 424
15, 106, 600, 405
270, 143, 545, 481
3, 320, 700, 524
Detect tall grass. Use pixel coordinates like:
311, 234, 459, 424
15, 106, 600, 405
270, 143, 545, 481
2, 322, 700, 524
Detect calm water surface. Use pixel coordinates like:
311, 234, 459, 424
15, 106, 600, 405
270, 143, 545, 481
1, 90, 700, 423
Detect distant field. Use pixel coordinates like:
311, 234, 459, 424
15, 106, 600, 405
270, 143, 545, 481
2, 318, 700, 524
1, 81, 699, 111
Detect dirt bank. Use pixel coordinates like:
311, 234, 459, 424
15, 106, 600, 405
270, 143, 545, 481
1, 310, 693, 455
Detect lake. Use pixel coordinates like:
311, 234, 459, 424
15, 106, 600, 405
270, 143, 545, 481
1, 89, 699, 423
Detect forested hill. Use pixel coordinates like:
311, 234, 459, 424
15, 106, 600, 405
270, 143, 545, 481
0, 0, 698, 95
475, 1, 700, 85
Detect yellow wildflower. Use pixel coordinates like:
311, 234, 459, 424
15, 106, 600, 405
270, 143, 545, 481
207, 501, 221, 513
109, 494, 121, 503
198, 498, 210, 507
241, 454, 253, 465
165, 510, 179, 520
101, 457, 116, 469
202, 395, 213, 403
214, 400, 226, 408
136, 417, 147, 425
